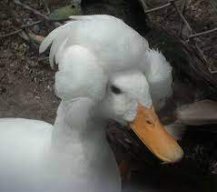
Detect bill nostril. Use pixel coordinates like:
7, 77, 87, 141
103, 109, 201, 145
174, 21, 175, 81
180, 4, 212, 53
146, 120, 152, 125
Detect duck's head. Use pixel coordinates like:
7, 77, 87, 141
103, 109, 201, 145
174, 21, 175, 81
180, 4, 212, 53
52, 45, 183, 163
99, 70, 183, 163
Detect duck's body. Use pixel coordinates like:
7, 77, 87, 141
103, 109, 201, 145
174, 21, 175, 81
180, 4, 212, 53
0, 15, 183, 192
0, 99, 120, 192
0, 119, 52, 191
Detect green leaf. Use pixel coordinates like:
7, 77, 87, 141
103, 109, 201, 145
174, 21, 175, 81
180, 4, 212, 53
49, 5, 81, 21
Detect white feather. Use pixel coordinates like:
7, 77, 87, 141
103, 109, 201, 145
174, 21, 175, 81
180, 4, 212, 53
143, 49, 172, 109
55, 45, 107, 101
40, 15, 149, 73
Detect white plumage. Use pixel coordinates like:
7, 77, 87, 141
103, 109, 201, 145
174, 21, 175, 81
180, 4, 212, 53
0, 15, 182, 192
40, 15, 172, 108
39, 15, 149, 72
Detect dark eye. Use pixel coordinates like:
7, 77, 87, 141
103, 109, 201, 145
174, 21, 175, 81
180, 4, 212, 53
110, 85, 122, 94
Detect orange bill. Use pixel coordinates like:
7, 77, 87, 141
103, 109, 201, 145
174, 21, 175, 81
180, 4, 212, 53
130, 105, 184, 163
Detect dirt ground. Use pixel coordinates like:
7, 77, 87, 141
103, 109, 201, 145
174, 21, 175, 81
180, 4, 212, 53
0, 1, 58, 122
0, 0, 217, 191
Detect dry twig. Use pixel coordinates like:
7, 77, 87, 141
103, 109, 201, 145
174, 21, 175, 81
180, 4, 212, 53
137, 0, 148, 11
13, 0, 49, 20
144, 1, 174, 14
171, 1, 192, 33
178, 0, 187, 36
0, 74, 6, 83
194, 42, 208, 63
13, 0, 61, 27
40, 0, 50, 14
0, 21, 42, 39
208, 64, 217, 74
189, 27, 217, 39
142, 0, 217, 79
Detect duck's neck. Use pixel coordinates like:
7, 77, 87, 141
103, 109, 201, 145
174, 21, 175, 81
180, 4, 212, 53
48, 98, 120, 191
52, 98, 107, 152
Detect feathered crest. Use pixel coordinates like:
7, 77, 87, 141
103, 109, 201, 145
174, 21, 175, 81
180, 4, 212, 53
39, 22, 72, 68
39, 15, 149, 72
143, 49, 172, 109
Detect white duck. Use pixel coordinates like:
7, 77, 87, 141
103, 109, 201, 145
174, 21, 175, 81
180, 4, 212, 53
0, 15, 183, 192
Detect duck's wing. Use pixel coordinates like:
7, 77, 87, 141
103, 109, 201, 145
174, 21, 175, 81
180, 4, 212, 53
39, 15, 149, 73
177, 100, 217, 125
